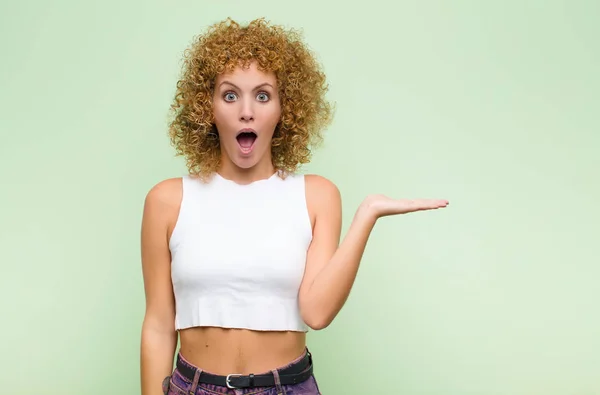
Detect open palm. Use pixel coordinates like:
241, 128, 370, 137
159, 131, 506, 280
364, 194, 449, 218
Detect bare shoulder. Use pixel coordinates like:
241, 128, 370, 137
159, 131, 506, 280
304, 173, 341, 199
145, 177, 183, 207
304, 174, 342, 219
304, 174, 340, 198
143, 177, 184, 236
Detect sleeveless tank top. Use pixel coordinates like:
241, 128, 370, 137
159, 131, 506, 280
169, 171, 313, 332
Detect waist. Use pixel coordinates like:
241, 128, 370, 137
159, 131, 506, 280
170, 346, 314, 392
179, 326, 307, 375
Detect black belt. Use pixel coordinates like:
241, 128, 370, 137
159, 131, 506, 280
176, 351, 313, 389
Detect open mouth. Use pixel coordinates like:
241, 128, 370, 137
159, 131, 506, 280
236, 130, 257, 153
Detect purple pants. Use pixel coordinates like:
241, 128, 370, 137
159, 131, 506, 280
163, 349, 322, 395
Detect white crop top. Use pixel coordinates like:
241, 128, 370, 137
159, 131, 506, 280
169, 171, 313, 332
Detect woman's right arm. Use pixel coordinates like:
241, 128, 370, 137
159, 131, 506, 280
140, 179, 181, 395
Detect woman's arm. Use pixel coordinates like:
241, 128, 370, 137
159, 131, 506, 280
140, 179, 181, 395
298, 175, 448, 330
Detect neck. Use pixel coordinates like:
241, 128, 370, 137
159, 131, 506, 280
217, 157, 276, 185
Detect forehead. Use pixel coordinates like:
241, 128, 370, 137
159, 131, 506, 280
215, 61, 277, 88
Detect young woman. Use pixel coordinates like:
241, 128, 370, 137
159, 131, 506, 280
140, 18, 448, 395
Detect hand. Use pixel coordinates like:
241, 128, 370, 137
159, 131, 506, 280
361, 194, 449, 219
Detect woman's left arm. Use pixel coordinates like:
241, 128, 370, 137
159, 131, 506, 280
298, 175, 448, 330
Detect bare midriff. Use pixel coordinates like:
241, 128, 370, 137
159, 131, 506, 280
178, 327, 307, 375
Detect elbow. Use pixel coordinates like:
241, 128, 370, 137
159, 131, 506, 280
307, 320, 331, 331
301, 310, 334, 331
140, 321, 178, 360
141, 314, 177, 341
299, 296, 338, 330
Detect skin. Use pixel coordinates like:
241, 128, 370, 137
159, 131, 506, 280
140, 61, 449, 395
212, 62, 281, 184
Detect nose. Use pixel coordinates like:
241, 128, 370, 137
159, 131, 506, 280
239, 99, 254, 122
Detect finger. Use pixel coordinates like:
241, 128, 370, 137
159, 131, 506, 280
413, 199, 449, 210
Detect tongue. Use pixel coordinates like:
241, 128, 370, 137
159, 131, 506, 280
238, 134, 255, 148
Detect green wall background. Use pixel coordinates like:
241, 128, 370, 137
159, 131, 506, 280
1, 1, 598, 394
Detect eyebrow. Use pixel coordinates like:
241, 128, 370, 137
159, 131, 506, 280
218, 81, 275, 91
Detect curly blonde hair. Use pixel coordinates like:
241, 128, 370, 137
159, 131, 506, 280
167, 18, 334, 179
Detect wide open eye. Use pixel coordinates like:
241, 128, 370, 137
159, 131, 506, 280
256, 92, 269, 102
224, 92, 237, 102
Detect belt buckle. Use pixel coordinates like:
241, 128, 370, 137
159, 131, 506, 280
226, 373, 243, 389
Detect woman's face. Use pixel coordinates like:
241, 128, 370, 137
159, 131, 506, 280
213, 61, 281, 173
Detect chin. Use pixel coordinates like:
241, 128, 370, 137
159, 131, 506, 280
232, 158, 258, 169
230, 149, 261, 169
